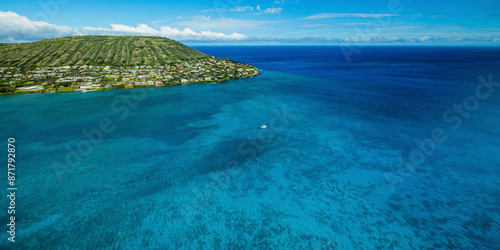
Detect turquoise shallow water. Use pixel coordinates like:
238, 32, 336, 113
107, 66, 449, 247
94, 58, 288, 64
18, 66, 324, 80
1, 46, 500, 248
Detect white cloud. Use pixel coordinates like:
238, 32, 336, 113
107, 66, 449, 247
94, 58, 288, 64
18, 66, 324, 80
272, 0, 297, 7
84, 23, 247, 41
304, 13, 402, 19
0, 11, 78, 42
239, 35, 500, 44
0, 11, 247, 42
207, 5, 282, 15
85, 23, 158, 34
2, 11, 498, 45
231, 6, 253, 12
419, 36, 432, 42
263, 8, 282, 14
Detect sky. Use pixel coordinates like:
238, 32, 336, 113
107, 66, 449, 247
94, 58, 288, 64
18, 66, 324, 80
0, 0, 499, 45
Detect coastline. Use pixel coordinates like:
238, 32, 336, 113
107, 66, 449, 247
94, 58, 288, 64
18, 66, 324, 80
0, 70, 262, 96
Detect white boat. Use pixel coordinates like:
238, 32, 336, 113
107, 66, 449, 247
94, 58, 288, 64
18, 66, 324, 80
260, 125, 267, 129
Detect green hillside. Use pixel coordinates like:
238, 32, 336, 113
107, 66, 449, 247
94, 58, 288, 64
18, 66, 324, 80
0, 36, 210, 67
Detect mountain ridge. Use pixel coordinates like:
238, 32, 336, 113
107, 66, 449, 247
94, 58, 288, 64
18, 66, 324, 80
0, 36, 211, 67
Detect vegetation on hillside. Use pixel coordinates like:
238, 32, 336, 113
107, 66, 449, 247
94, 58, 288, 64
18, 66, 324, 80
0, 36, 210, 67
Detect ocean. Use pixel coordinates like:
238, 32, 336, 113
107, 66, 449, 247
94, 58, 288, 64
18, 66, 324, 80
1, 46, 499, 249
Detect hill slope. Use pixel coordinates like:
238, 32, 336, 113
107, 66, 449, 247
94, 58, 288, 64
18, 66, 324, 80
0, 36, 210, 67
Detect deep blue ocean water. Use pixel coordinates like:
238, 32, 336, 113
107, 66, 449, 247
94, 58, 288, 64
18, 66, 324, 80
1, 46, 500, 249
